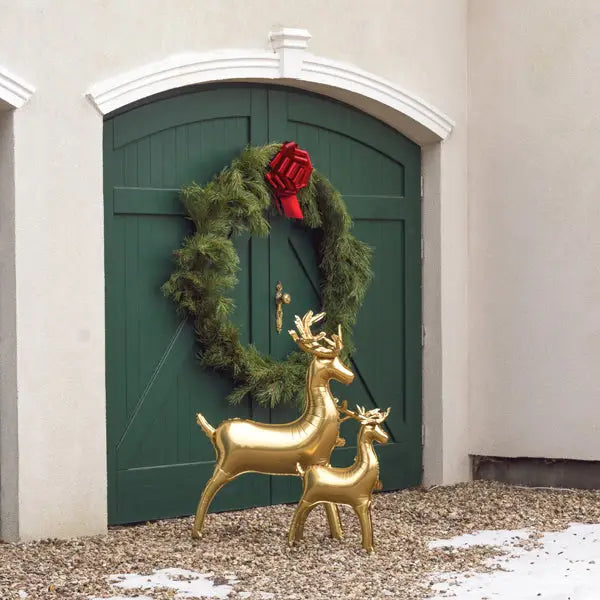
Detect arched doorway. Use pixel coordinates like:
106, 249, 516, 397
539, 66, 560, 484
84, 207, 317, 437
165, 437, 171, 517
104, 84, 422, 524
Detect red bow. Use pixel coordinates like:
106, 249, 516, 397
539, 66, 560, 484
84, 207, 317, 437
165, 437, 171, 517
265, 142, 313, 219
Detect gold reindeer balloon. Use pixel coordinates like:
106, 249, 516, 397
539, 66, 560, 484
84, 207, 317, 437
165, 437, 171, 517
192, 311, 354, 539
288, 403, 391, 553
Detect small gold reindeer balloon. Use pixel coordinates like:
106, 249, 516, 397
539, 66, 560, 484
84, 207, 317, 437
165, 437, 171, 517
289, 403, 391, 553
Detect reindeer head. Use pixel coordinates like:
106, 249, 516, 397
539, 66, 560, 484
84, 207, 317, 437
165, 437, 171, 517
337, 401, 391, 445
289, 311, 354, 385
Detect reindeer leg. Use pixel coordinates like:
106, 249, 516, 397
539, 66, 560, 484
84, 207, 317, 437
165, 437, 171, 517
323, 502, 343, 540
192, 465, 233, 539
288, 500, 313, 545
354, 501, 374, 553
295, 501, 320, 542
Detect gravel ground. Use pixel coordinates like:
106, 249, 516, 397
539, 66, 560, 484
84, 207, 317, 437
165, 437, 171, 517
1, 481, 599, 600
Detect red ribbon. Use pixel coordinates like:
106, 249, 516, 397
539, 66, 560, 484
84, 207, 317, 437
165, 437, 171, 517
265, 141, 313, 219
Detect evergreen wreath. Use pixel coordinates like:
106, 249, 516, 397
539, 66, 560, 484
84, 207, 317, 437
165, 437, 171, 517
163, 143, 372, 407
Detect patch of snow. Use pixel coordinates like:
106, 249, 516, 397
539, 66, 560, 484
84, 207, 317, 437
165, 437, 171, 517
99, 567, 237, 599
428, 522, 600, 599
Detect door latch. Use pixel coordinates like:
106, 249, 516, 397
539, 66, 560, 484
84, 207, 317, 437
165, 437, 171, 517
275, 281, 291, 334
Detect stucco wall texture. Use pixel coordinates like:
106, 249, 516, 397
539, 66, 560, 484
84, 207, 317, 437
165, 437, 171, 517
0, 1, 468, 540
468, 1, 600, 460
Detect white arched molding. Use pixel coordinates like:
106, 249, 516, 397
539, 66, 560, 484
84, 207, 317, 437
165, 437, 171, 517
86, 28, 454, 144
0, 66, 34, 109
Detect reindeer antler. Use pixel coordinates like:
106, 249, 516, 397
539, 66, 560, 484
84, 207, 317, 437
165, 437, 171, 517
335, 398, 359, 423
372, 407, 391, 423
336, 402, 391, 424
289, 311, 343, 358
361, 407, 391, 424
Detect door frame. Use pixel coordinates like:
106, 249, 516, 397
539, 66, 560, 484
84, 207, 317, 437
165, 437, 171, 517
92, 30, 465, 529
89, 33, 465, 490
95, 58, 463, 486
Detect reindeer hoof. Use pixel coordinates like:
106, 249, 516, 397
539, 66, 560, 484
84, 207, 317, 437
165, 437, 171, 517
191, 528, 202, 540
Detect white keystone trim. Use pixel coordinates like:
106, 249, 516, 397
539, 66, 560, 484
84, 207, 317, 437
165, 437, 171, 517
86, 28, 454, 140
0, 66, 35, 109
269, 27, 312, 78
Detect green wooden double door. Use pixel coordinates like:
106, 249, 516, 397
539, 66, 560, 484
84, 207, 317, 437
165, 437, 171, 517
104, 85, 422, 524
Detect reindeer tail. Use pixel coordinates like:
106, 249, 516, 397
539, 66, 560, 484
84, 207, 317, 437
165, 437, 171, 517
296, 462, 305, 477
196, 412, 216, 441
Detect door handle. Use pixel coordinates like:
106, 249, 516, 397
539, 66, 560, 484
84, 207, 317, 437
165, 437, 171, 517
275, 281, 291, 334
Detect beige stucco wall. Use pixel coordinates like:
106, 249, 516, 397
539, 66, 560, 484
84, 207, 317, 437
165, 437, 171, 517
469, 0, 600, 460
0, 0, 468, 540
